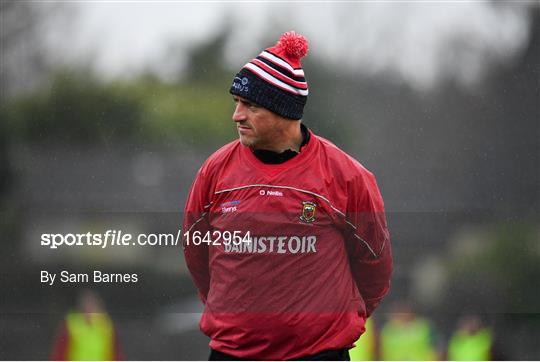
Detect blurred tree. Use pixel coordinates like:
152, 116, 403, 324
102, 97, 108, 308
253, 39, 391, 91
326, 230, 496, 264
0, 1, 66, 203
445, 221, 540, 319
2, 26, 240, 147
3, 69, 143, 144
133, 76, 235, 148
0, 117, 12, 204
444, 221, 540, 358
184, 27, 232, 85
0, 1, 72, 99
2, 69, 235, 147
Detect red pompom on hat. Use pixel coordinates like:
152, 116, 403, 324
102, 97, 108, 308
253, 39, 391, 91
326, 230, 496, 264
230, 31, 310, 120
268, 31, 309, 68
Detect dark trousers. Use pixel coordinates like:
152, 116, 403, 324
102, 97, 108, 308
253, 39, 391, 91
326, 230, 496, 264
209, 348, 350, 361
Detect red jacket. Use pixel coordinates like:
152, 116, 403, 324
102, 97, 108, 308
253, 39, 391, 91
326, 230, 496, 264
183, 130, 392, 360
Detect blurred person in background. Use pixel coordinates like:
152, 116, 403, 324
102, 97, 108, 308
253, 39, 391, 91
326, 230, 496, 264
349, 317, 379, 360
447, 315, 496, 361
380, 302, 438, 361
183, 31, 392, 360
51, 290, 123, 360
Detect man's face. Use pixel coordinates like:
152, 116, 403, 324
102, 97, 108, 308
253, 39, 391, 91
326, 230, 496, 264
232, 95, 284, 150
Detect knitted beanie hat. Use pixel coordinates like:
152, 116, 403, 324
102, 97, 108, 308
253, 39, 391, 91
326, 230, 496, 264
229, 31, 309, 120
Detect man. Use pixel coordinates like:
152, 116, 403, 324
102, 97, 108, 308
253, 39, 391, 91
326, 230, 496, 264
447, 315, 494, 361
380, 303, 438, 361
183, 31, 392, 360
51, 290, 123, 361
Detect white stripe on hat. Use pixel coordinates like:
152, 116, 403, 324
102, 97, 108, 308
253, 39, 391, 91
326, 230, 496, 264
251, 59, 308, 88
244, 63, 309, 96
259, 51, 305, 77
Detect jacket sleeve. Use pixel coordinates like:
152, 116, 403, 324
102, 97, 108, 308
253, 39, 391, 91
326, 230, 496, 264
345, 170, 393, 317
182, 166, 213, 303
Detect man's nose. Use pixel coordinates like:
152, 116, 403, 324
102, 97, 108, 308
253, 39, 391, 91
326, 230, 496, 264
232, 103, 245, 123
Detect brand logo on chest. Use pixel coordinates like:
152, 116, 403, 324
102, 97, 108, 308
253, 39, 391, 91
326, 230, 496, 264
259, 189, 284, 197
221, 200, 240, 214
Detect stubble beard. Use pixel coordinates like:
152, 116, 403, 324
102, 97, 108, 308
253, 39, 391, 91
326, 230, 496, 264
238, 132, 257, 148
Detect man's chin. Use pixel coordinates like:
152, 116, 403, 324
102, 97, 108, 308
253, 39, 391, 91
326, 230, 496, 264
238, 135, 255, 148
